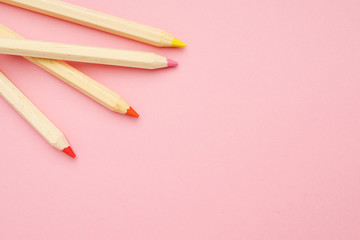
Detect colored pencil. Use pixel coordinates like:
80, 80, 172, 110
0, 0, 186, 47
0, 37, 178, 69
0, 24, 139, 117
0, 70, 76, 158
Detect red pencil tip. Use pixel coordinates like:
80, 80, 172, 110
126, 107, 139, 118
167, 59, 178, 67
62, 146, 76, 158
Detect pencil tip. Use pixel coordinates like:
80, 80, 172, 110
167, 59, 178, 67
172, 38, 186, 47
62, 146, 76, 158
126, 107, 139, 118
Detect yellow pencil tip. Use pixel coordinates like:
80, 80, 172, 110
172, 38, 186, 47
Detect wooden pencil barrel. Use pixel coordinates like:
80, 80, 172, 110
0, 0, 178, 47
0, 37, 169, 69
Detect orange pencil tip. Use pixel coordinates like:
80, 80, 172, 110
126, 107, 139, 118
62, 146, 76, 158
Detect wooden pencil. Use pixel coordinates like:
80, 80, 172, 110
0, 0, 186, 47
0, 37, 178, 69
0, 24, 139, 117
0, 70, 76, 158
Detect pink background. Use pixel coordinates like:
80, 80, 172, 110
1, 0, 360, 239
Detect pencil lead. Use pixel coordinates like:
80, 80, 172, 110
167, 59, 178, 67
62, 146, 76, 158
126, 107, 139, 118
172, 38, 186, 47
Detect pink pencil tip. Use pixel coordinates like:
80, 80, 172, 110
167, 59, 178, 67
62, 146, 76, 158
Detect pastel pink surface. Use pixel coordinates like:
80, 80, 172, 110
1, 0, 360, 239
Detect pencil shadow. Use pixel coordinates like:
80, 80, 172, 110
67, 61, 180, 82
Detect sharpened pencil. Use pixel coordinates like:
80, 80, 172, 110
0, 70, 76, 158
0, 37, 178, 69
0, 24, 139, 117
0, 0, 186, 47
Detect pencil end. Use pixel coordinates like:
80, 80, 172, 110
167, 59, 178, 68
172, 38, 186, 47
126, 107, 139, 118
62, 146, 76, 158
